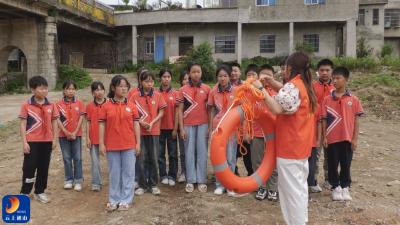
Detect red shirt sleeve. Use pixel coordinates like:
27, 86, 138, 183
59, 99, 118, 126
354, 97, 364, 116
321, 97, 328, 119
158, 94, 167, 110
52, 104, 60, 120
98, 104, 107, 121
19, 103, 28, 119
176, 87, 184, 103
207, 89, 215, 106
85, 104, 92, 120
79, 101, 86, 115
130, 102, 139, 121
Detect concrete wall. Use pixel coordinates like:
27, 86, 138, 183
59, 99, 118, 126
238, 0, 359, 23
0, 18, 39, 84
385, 38, 400, 56
358, 4, 386, 56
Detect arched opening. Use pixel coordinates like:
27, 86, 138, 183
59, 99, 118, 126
0, 46, 28, 93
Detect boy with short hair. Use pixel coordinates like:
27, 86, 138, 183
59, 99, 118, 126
19, 76, 59, 203
313, 58, 335, 190
322, 67, 364, 201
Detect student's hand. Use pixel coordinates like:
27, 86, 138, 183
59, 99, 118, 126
180, 129, 187, 140
52, 140, 57, 150
244, 134, 251, 143
135, 143, 141, 156
23, 142, 30, 154
147, 122, 154, 131
139, 121, 150, 130
323, 137, 328, 149
351, 140, 358, 151
86, 140, 91, 150
315, 139, 321, 148
259, 72, 274, 84
208, 127, 213, 139
172, 129, 177, 139
251, 80, 263, 90
99, 144, 106, 156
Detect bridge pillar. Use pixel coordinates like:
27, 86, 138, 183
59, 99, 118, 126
132, 25, 138, 65
38, 17, 58, 89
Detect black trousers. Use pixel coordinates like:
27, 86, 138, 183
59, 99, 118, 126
327, 141, 353, 189
235, 142, 253, 176
20, 142, 52, 194
137, 136, 160, 189
307, 147, 319, 186
158, 129, 178, 180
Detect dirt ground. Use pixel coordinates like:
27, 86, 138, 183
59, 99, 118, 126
0, 73, 399, 225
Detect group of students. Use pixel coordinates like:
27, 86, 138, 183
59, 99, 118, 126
18, 54, 363, 218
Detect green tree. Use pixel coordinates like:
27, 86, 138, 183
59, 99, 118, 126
183, 42, 216, 82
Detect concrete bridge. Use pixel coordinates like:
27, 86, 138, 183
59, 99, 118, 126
0, 0, 115, 89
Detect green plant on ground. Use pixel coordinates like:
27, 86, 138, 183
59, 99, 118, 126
182, 42, 216, 82
381, 44, 393, 58
357, 37, 373, 58
56, 64, 92, 90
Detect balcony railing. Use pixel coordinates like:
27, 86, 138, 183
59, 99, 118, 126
59, 0, 114, 25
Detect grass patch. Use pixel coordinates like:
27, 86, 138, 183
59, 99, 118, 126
350, 73, 400, 91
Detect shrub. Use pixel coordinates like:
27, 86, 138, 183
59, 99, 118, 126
357, 37, 373, 58
381, 44, 393, 58
182, 42, 216, 82
56, 64, 92, 90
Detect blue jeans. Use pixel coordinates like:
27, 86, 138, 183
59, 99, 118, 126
90, 145, 102, 187
178, 135, 186, 175
215, 135, 237, 189
159, 130, 178, 181
184, 124, 208, 184
59, 137, 83, 184
107, 150, 136, 204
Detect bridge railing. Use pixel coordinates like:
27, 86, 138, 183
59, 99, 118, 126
59, 0, 114, 25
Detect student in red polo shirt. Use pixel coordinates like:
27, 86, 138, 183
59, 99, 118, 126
99, 75, 140, 212
56, 80, 85, 192
253, 52, 317, 225
176, 71, 189, 183
177, 62, 211, 193
322, 67, 363, 202
230, 62, 243, 87
127, 67, 147, 100
131, 70, 166, 196
19, 76, 59, 204
158, 68, 179, 187
250, 64, 279, 202
313, 58, 335, 190
85, 81, 107, 192
208, 65, 238, 196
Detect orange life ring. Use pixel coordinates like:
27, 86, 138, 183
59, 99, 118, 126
210, 103, 276, 193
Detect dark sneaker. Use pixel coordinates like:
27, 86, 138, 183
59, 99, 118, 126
255, 187, 267, 201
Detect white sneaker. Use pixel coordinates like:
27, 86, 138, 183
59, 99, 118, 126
64, 183, 73, 189
161, 178, 169, 185
135, 188, 145, 196
34, 193, 50, 204
178, 174, 186, 183
151, 187, 161, 195
185, 183, 194, 193
168, 179, 176, 186
342, 187, 352, 201
74, 183, 82, 192
332, 186, 343, 201
227, 191, 249, 198
214, 187, 225, 195
309, 184, 322, 193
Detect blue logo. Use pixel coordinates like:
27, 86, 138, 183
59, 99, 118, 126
2, 195, 30, 223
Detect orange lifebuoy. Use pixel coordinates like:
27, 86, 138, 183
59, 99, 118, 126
210, 103, 276, 194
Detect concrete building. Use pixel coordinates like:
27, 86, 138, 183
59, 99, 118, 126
115, 0, 359, 65
384, 0, 400, 57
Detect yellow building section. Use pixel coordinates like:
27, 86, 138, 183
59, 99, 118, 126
59, 0, 114, 25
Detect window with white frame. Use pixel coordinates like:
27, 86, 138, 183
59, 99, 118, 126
358, 9, 365, 26
144, 37, 154, 55
256, 0, 276, 6
304, 0, 325, 5
215, 35, 235, 53
303, 34, 319, 52
260, 35, 276, 53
